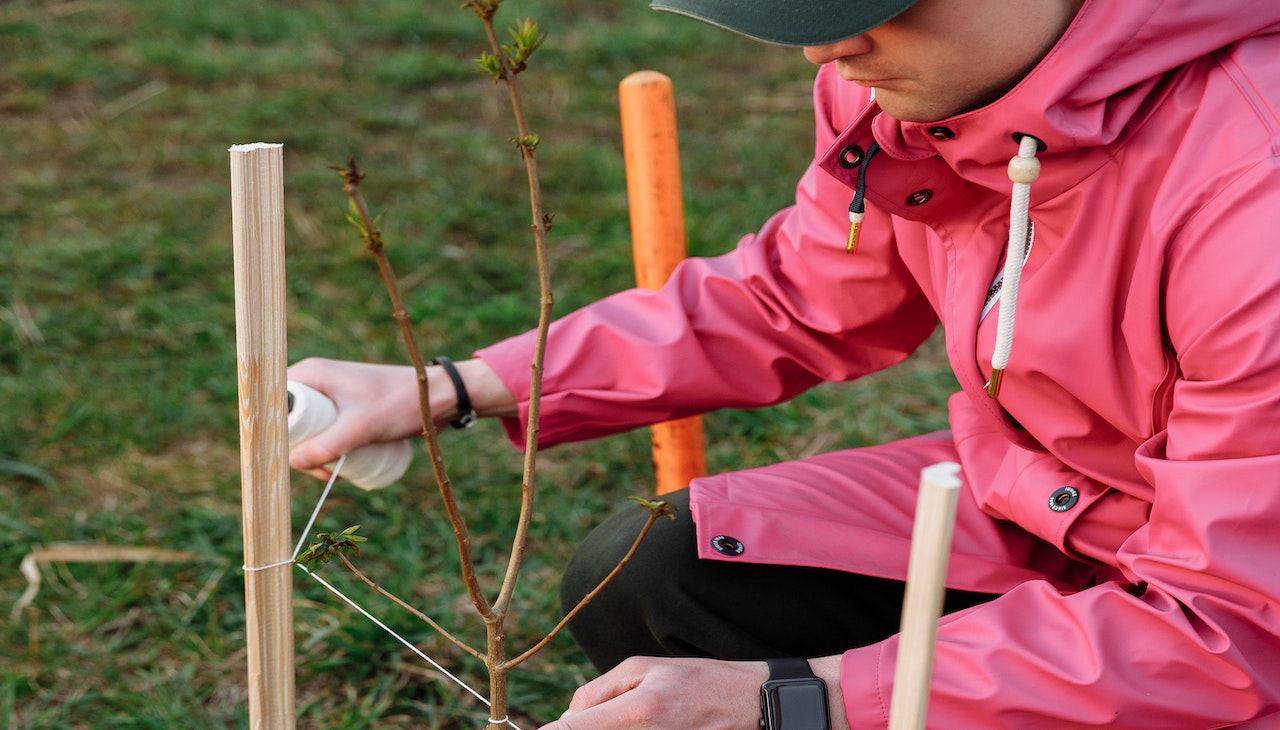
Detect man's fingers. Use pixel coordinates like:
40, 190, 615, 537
535, 663, 643, 730
288, 438, 342, 474
537, 709, 574, 730
567, 659, 648, 712
297, 465, 334, 482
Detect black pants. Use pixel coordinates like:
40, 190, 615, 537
561, 490, 997, 671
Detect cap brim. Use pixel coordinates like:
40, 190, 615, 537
651, 0, 920, 46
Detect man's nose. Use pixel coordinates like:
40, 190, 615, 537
802, 35, 873, 65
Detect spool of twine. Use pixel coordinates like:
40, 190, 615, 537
286, 381, 411, 490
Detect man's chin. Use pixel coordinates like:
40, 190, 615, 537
869, 90, 953, 124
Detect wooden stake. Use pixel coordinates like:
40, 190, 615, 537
619, 70, 707, 495
230, 142, 296, 729
889, 462, 962, 730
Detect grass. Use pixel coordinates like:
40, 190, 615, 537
0, 0, 957, 727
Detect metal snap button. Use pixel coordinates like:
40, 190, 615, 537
906, 190, 933, 206
711, 535, 745, 556
1049, 486, 1080, 512
928, 126, 955, 140
837, 145, 864, 169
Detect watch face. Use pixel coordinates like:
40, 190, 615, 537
763, 680, 830, 730
776, 684, 828, 728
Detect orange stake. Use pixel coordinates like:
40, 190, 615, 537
619, 71, 707, 495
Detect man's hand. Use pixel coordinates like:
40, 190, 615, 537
537, 656, 768, 730
285, 358, 421, 481
285, 356, 516, 481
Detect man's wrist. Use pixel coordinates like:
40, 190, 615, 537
452, 357, 519, 419
807, 656, 847, 730
429, 356, 476, 429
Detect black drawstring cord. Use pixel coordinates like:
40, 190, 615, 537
846, 141, 881, 253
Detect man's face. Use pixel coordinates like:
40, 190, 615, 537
803, 0, 1083, 122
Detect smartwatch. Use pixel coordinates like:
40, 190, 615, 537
759, 657, 830, 730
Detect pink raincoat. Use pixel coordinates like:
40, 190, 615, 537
478, 0, 1280, 725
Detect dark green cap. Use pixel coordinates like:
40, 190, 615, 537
650, 0, 920, 46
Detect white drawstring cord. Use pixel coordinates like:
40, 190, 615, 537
987, 135, 1042, 398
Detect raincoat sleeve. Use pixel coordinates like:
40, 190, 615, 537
840, 157, 1280, 728
476, 77, 937, 449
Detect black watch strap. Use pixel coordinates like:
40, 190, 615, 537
766, 657, 818, 680
430, 356, 477, 429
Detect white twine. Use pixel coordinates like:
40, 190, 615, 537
242, 453, 347, 572
243, 453, 525, 730
297, 565, 524, 729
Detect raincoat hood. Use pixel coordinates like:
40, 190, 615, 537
866, 0, 1280, 198
1035, 0, 1280, 145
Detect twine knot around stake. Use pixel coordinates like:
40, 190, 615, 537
242, 558, 296, 573
241, 454, 347, 573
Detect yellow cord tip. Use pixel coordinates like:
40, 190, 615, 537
846, 221, 862, 253
986, 369, 1004, 398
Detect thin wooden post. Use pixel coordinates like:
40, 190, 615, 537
619, 70, 707, 495
230, 142, 296, 729
889, 462, 963, 730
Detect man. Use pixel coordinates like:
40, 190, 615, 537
289, 0, 1280, 726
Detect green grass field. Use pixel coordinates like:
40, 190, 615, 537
0, 1, 956, 727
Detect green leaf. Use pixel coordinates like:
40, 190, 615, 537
0, 459, 56, 487
627, 495, 678, 520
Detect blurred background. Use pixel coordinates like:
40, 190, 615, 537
0, 1, 955, 727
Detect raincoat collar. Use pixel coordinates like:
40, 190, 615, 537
820, 0, 1280, 201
